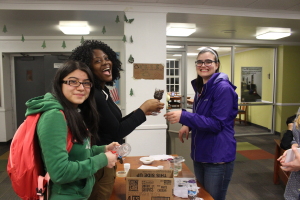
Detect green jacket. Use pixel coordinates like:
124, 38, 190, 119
26, 93, 108, 200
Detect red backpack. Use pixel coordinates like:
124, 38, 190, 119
7, 111, 73, 200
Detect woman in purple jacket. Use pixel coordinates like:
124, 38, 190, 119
164, 47, 238, 200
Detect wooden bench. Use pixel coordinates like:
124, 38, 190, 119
273, 139, 290, 185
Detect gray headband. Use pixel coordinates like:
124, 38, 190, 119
200, 48, 219, 62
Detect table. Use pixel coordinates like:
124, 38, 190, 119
109, 156, 214, 200
273, 139, 290, 185
169, 96, 182, 108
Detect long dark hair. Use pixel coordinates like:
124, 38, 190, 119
196, 47, 220, 94
52, 60, 99, 144
69, 40, 123, 88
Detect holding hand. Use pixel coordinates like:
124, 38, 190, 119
164, 110, 182, 124
139, 99, 164, 115
279, 144, 300, 172
105, 151, 118, 168
105, 142, 120, 152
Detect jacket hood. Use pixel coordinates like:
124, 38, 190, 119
25, 92, 63, 117
191, 72, 237, 92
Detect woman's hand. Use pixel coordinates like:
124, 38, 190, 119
178, 125, 190, 143
277, 149, 287, 163
139, 99, 165, 115
280, 144, 300, 172
104, 151, 118, 168
164, 110, 182, 124
105, 142, 120, 152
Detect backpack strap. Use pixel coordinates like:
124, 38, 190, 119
37, 110, 73, 200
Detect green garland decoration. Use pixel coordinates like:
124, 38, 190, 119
62, 41, 66, 49
130, 36, 133, 43
130, 88, 133, 96
128, 55, 134, 64
102, 26, 106, 34
80, 36, 84, 44
2, 25, 7, 33
21, 34, 25, 42
115, 15, 120, 23
122, 35, 127, 43
41, 40, 46, 49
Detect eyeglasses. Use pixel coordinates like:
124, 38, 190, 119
195, 59, 217, 67
62, 80, 92, 88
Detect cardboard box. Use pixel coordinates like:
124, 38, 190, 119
126, 169, 174, 200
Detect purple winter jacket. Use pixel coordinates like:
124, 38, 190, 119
180, 72, 238, 163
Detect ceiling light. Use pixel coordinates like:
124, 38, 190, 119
166, 45, 184, 48
197, 47, 219, 50
173, 54, 182, 57
166, 23, 196, 37
167, 59, 176, 61
256, 32, 291, 40
187, 53, 198, 56
59, 21, 90, 35
256, 27, 291, 40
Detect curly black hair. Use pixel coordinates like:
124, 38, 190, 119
69, 40, 123, 87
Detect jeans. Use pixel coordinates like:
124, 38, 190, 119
193, 161, 235, 200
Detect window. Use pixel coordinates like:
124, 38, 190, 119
166, 60, 180, 92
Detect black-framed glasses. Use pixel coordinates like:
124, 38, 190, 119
195, 59, 217, 67
62, 80, 92, 88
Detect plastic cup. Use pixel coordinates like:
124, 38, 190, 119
124, 163, 130, 173
169, 160, 179, 176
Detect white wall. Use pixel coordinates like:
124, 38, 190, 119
123, 11, 168, 156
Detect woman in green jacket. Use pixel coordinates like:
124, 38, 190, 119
25, 60, 119, 200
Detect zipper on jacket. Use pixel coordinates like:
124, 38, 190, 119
192, 84, 206, 161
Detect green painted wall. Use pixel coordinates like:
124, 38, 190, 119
275, 46, 300, 134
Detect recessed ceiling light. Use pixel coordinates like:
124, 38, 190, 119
173, 54, 182, 57
59, 21, 90, 35
187, 53, 198, 56
166, 23, 196, 37
256, 32, 291, 40
197, 47, 219, 51
256, 27, 291, 40
166, 45, 184, 48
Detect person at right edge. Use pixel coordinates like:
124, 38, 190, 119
278, 108, 300, 199
164, 47, 238, 200
69, 40, 164, 200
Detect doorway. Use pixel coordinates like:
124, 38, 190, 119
14, 55, 68, 126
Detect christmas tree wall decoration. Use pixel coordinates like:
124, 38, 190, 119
115, 15, 120, 23
102, 26, 106, 34
130, 35, 133, 43
62, 41, 66, 49
80, 36, 84, 44
128, 54, 134, 64
122, 35, 127, 43
128, 19, 134, 24
41, 40, 46, 49
2, 25, 7, 33
130, 88, 134, 96
124, 14, 128, 23
21, 34, 25, 42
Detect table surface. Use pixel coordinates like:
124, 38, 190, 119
109, 156, 214, 200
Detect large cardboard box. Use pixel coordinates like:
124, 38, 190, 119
126, 169, 174, 200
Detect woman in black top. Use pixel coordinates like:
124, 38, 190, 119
69, 40, 164, 200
